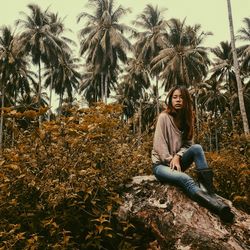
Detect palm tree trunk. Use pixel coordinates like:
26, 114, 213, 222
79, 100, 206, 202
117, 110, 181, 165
209, 132, 212, 151
12, 92, 18, 147
226, 73, 235, 130
58, 92, 63, 117
227, 0, 249, 134
101, 73, 104, 102
104, 73, 108, 104
156, 76, 160, 116
194, 85, 199, 132
214, 110, 220, 151
0, 86, 4, 153
94, 80, 97, 103
38, 60, 42, 126
11, 118, 15, 147
138, 99, 142, 145
48, 66, 53, 121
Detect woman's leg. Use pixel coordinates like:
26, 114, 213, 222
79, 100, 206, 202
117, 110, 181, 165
153, 164, 234, 223
181, 144, 209, 171
153, 164, 200, 197
181, 144, 215, 194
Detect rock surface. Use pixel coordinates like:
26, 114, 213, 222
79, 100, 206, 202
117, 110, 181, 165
118, 175, 250, 250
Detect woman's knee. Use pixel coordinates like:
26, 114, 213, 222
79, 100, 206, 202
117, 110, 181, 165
191, 144, 204, 155
178, 173, 194, 186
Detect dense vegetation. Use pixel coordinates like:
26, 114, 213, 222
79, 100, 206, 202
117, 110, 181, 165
0, 104, 249, 249
0, 0, 249, 249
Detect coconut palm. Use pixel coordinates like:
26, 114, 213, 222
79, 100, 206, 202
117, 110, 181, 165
151, 18, 210, 131
124, 58, 151, 101
116, 56, 150, 140
79, 64, 118, 105
47, 52, 81, 115
210, 41, 238, 129
16, 4, 63, 108
226, 0, 249, 134
238, 17, 250, 75
210, 42, 236, 90
44, 12, 76, 120
151, 18, 210, 90
77, 0, 132, 103
0, 26, 30, 151
200, 78, 228, 116
133, 4, 168, 115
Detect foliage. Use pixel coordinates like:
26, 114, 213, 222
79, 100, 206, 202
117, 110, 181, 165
206, 134, 250, 213
0, 103, 151, 249
0, 103, 249, 249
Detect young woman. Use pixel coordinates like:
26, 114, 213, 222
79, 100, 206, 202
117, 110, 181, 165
152, 85, 234, 223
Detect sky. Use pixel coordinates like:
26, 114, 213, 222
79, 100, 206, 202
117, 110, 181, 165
0, 0, 249, 107
0, 0, 250, 52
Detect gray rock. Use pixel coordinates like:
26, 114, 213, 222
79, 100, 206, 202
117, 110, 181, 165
118, 175, 250, 250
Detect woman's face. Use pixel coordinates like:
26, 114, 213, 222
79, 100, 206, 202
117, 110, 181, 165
171, 89, 183, 110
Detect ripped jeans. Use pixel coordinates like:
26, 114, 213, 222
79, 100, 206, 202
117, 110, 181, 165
153, 144, 209, 197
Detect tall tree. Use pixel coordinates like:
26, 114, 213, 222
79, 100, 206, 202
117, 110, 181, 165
210, 41, 237, 129
44, 12, 75, 120
48, 52, 81, 115
0, 26, 28, 152
151, 18, 210, 90
17, 4, 63, 110
77, 0, 132, 103
238, 17, 250, 75
199, 78, 228, 150
226, 0, 249, 134
151, 19, 210, 130
133, 4, 168, 115
117, 56, 150, 139
79, 64, 118, 105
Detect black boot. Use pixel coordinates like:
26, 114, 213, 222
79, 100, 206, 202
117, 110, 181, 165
193, 190, 234, 223
196, 168, 215, 195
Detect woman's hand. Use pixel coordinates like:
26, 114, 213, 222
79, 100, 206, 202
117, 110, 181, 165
170, 155, 181, 171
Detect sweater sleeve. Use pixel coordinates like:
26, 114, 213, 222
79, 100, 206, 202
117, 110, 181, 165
153, 113, 173, 164
176, 139, 193, 157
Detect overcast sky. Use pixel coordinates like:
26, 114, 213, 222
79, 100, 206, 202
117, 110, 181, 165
0, 0, 249, 107
0, 0, 249, 51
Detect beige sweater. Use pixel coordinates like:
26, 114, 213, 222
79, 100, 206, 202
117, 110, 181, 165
152, 112, 193, 165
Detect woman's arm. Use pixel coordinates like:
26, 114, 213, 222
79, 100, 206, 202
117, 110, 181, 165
176, 139, 193, 158
153, 113, 173, 164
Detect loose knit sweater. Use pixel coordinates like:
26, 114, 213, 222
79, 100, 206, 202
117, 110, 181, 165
151, 112, 193, 165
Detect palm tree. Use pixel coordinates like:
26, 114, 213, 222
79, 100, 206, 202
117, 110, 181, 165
47, 52, 81, 115
124, 58, 151, 100
199, 78, 228, 150
0, 26, 29, 151
77, 0, 132, 103
133, 4, 168, 115
45, 12, 75, 120
210, 41, 244, 130
238, 17, 250, 75
79, 64, 118, 105
151, 18, 210, 90
226, 0, 249, 134
17, 4, 63, 109
116, 56, 150, 140
151, 18, 210, 131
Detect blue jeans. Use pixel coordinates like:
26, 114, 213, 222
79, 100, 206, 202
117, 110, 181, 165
153, 144, 209, 197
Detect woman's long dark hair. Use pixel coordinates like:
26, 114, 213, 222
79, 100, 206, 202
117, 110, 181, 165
165, 85, 194, 140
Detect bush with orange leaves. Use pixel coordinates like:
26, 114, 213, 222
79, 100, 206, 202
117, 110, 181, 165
205, 134, 250, 213
0, 103, 249, 249
0, 103, 152, 249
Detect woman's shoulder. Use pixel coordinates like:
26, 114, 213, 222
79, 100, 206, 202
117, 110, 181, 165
158, 111, 171, 119
157, 111, 172, 124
